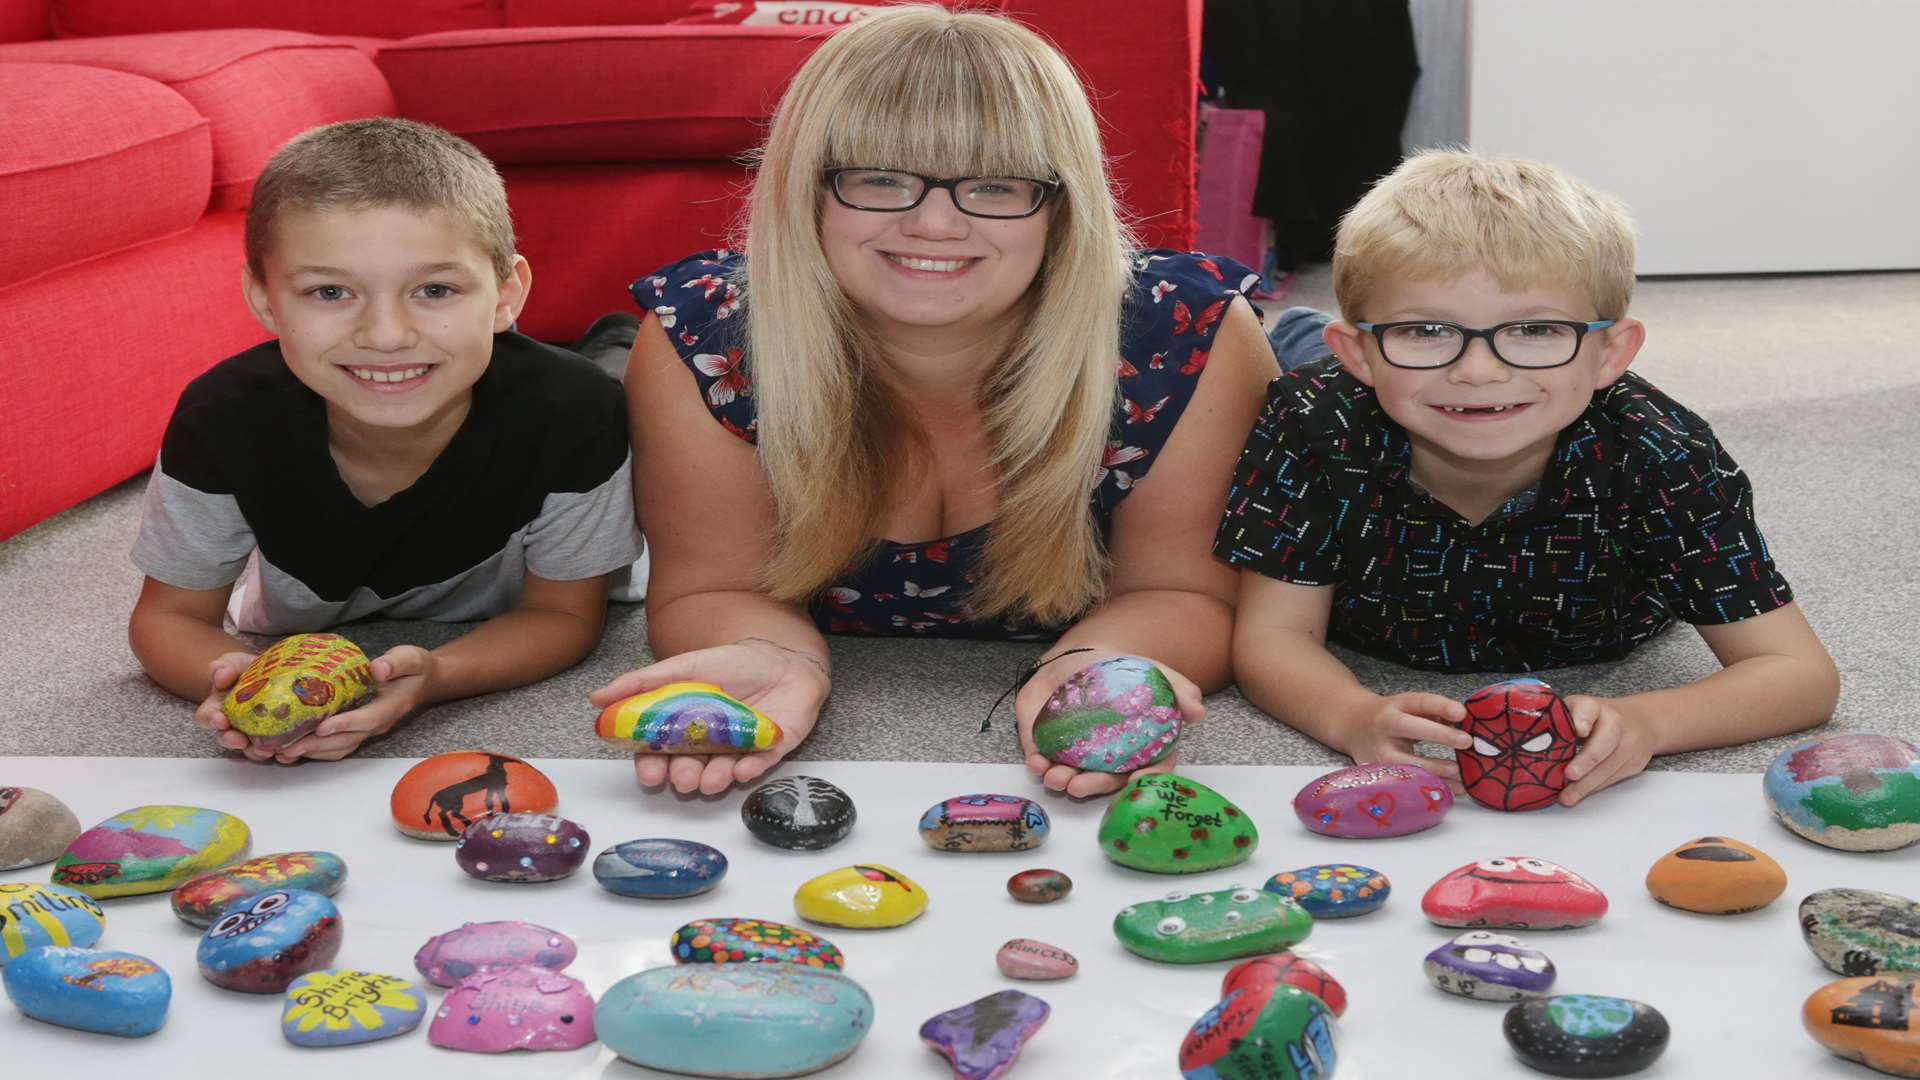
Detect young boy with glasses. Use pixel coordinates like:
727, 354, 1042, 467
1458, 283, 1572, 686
1215, 150, 1837, 806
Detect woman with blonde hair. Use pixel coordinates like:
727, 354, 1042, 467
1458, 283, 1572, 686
593, 5, 1276, 796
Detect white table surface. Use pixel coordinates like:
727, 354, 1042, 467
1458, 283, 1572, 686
0, 757, 1911, 1079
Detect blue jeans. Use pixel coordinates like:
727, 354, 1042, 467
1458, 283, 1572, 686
1268, 306, 1333, 373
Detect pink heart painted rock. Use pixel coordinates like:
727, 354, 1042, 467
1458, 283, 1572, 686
1292, 762, 1453, 838
427, 966, 595, 1053
1422, 857, 1609, 930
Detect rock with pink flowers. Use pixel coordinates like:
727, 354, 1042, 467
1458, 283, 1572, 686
1292, 762, 1453, 838
1031, 656, 1181, 774
996, 939, 1077, 981
427, 965, 595, 1053
1422, 857, 1609, 930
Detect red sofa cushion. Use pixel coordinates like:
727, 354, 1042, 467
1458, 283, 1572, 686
49, 0, 496, 39
0, 61, 210, 289
502, 0, 686, 26
0, 0, 45, 42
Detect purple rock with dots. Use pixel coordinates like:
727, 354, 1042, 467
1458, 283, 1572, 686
455, 813, 589, 882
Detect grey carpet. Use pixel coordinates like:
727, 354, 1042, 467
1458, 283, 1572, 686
3, 269, 1915, 773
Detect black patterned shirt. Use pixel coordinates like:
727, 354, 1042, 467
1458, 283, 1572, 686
1213, 359, 1793, 672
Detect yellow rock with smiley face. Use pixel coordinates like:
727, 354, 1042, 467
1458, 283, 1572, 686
793, 864, 927, 929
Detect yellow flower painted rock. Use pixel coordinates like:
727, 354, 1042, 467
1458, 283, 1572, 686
223, 634, 375, 750
596, 682, 782, 754
794, 864, 927, 928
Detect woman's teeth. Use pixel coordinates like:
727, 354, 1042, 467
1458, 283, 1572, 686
888, 255, 969, 272
350, 367, 428, 383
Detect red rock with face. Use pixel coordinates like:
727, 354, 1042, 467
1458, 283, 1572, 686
1422, 856, 1609, 929
1459, 678, 1579, 812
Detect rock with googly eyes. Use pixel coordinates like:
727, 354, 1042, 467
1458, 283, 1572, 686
196, 889, 341, 993
1424, 930, 1557, 1000
1112, 886, 1311, 963
1422, 857, 1609, 930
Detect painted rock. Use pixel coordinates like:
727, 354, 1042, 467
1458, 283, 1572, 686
1803, 973, 1920, 1078
1114, 886, 1313, 964
1504, 995, 1669, 1077
223, 633, 375, 749
1008, 868, 1072, 904
389, 750, 558, 841
197, 889, 342, 993
1098, 772, 1258, 874
1800, 888, 1920, 976
1423, 857, 1609, 929
53, 804, 250, 899
1765, 734, 1920, 851
598, 963, 874, 1077
919, 794, 1050, 852
596, 680, 781, 753
671, 917, 845, 970
795, 864, 927, 928
1031, 656, 1181, 773
171, 851, 347, 927
0, 787, 81, 870
413, 921, 577, 988
455, 812, 590, 882
1181, 981, 1338, 1080
1223, 953, 1347, 1018
996, 938, 1077, 980
1460, 677, 1579, 812
921, 989, 1050, 1080
281, 969, 427, 1047
1644, 835, 1786, 915
0, 882, 105, 963
594, 838, 728, 898
742, 775, 856, 850
2, 946, 170, 1037
1292, 761, 1453, 838
429, 965, 595, 1053
1425, 930, 1557, 1001
1265, 864, 1391, 918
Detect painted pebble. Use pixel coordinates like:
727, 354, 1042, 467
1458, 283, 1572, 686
795, 864, 927, 928
1423, 857, 1609, 929
389, 750, 558, 841
1644, 835, 1786, 914
428, 965, 596, 1053
171, 850, 347, 927
1114, 886, 1313, 964
1425, 930, 1557, 1001
1460, 677, 1579, 812
594, 838, 727, 898
919, 794, 1050, 852
0, 882, 105, 963
223, 633, 375, 749
197, 889, 342, 993
281, 969, 427, 1047
1504, 995, 1670, 1077
1223, 953, 1346, 1018
413, 921, 576, 988
742, 775, 856, 850
921, 989, 1051, 1080
996, 938, 1077, 980
1800, 888, 1920, 977
455, 812, 590, 882
671, 917, 845, 970
1181, 981, 1338, 1080
598, 963, 874, 1077
1265, 864, 1391, 918
53, 804, 250, 899
0, 786, 81, 870
1803, 973, 1920, 1078
3, 946, 170, 1037
1765, 734, 1920, 851
1031, 656, 1181, 773
1007, 868, 1072, 904
596, 680, 781, 753
1292, 761, 1453, 838
1098, 772, 1258, 874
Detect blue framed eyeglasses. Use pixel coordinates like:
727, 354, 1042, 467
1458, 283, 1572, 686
1355, 319, 1617, 369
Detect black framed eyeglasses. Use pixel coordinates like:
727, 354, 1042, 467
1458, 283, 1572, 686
1354, 319, 1617, 370
824, 168, 1060, 219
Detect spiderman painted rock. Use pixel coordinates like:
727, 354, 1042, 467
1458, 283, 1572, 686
1459, 678, 1579, 812
1292, 762, 1453, 838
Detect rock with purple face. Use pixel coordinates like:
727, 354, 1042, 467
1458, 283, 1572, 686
1292, 761, 1454, 838
920, 989, 1051, 1080
1031, 656, 1181, 774
413, 921, 576, 988
455, 813, 590, 882
427, 965, 595, 1053
1424, 930, 1557, 1001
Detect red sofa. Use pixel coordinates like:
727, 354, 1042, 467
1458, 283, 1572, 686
0, 0, 1202, 540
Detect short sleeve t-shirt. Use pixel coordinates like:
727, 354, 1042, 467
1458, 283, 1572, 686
132, 332, 644, 635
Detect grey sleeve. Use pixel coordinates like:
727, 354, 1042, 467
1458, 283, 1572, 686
523, 451, 645, 582
129, 459, 256, 590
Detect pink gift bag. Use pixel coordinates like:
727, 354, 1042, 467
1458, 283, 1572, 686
1193, 104, 1276, 296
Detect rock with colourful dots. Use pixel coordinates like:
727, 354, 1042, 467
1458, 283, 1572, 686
1097, 773, 1257, 874
1460, 677, 1580, 812
1292, 762, 1453, 838
1265, 864, 1391, 918
454, 813, 590, 883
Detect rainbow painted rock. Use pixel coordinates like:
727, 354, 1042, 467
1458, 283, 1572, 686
223, 633, 375, 749
920, 989, 1051, 1080
598, 964, 875, 1076
795, 864, 927, 928
1644, 836, 1786, 915
428, 965, 595, 1053
455, 812, 590, 882
196, 889, 342, 993
1423, 857, 1609, 930
53, 805, 250, 899
1504, 995, 1669, 1077
1007, 868, 1072, 904
1098, 772, 1257, 873
0, 787, 81, 870
1764, 734, 1920, 851
596, 681, 781, 754
1223, 953, 1346, 1018
3, 946, 170, 1037
594, 838, 728, 898
1, 883, 104, 963
281, 969, 426, 1047
670, 917, 845, 970
1114, 886, 1313, 964
1265, 864, 1391, 919
919, 794, 1049, 852
1031, 656, 1181, 773
171, 851, 347, 927
1181, 981, 1338, 1080
389, 750, 558, 841
1425, 930, 1557, 1001
1292, 761, 1453, 838
414, 921, 576, 988
1800, 888, 1920, 977
1803, 974, 1920, 1077
1460, 677, 1579, 812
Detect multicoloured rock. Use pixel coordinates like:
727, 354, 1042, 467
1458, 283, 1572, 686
1222, 953, 1346, 1018
1098, 772, 1257, 874
281, 969, 426, 1047
1265, 864, 1391, 918
920, 989, 1051, 1080
0, 787, 81, 870
996, 938, 1077, 980
596, 681, 781, 754
794, 864, 927, 928
741, 775, 856, 850
1181, 981, 1338, 1080
1291, 761, 1453, 838
0, 883, 104, 963
1800, 888, 1920, 977
389, 750, 558, 841
1425, 930, 1556, 1001
670, 918, 844, 970
598, 964, 874, 1076
1504, 995, 1669, 1077
1422, 857, 1609, 930
53, 805, 250, 899
1114, 886, 1313, 964
1803, 973, 1920, 1078
2, 946, 170, 1037
413, 921, 576, 988
455, 812, 590, 882
1644, 836, 1786, 914
196, 889, 342, 993
222, 633, 375, 749
171, 851, 347, 927
1007, 868, 1072, 904
919, 794, 1049, 852
1460, 677, 1579, 812
594, 838, 727, 898
428, 965, 595, 1053
1031, 656, 1181, 773
1765, 734, 1920, 851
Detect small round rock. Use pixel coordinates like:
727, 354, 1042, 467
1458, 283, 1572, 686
742, 775, 856, 851
996, 938, 1077, 981
1008, 869, 1072, 904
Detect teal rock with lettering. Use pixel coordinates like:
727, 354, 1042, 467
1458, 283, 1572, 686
1113, 886, 1312, 964
1098, 773, 1257, 873
597, 964, 875, 1076
1, 883, 105, 963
